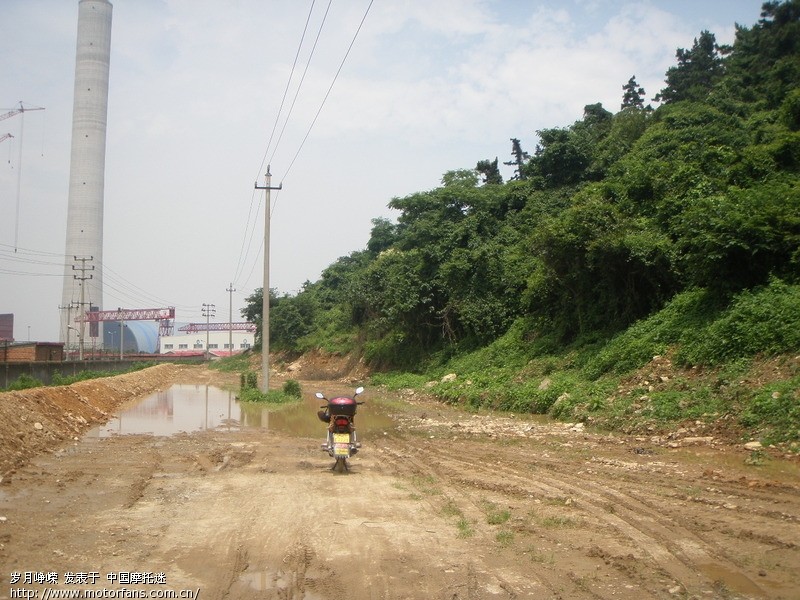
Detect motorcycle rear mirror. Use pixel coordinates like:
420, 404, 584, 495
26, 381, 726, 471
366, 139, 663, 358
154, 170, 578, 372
315, 392, 325, 399
355, 386, 364, 396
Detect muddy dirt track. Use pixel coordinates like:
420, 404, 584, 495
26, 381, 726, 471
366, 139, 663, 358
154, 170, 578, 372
0, 364, 799, 599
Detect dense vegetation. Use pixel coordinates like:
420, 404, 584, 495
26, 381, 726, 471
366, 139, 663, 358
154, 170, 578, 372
245, 2, 800, 444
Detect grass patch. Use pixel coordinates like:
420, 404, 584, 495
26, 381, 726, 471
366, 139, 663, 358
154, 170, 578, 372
209, 352, 252, 373
441, 499, 463, 518
238, 387, 298, 404
481, 500, 511, 525
369, 371, 431, 390
3, 373, 44, 391
538, 515, 578, 528
744, 449, 768, 466
495, 530, 515, 547
456, 518, 474, 538
51, 370, 117, 386
409, 475, 441, 496
523, 545, 555, 564
739, 375, 800, 444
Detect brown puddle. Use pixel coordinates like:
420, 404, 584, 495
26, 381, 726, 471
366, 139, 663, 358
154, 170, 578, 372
87, 384, 395, 438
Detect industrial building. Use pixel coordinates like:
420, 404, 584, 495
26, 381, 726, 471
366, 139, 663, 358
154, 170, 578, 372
159, 324, 255, 357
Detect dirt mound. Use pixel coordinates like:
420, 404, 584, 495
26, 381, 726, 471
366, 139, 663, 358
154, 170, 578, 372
0, 363, 188, 475
275, 348, 369, 382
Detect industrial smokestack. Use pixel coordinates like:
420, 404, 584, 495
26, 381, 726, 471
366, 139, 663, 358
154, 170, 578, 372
60, 0, 112, 347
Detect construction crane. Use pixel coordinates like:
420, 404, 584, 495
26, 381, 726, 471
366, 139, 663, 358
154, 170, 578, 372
0, 101, 44, 122
78, 307, 176, 352
0, 133, 12, 143
2, 102, 45, 251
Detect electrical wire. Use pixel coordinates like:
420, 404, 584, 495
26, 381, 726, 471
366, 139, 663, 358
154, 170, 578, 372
235, 0, 331, 290
266, 0, 333, 169
0, 268, 66, 277
0, 240, 202, 316
254, 0, 318, 182
278, 0, 374, 185
235, 0, 373, 292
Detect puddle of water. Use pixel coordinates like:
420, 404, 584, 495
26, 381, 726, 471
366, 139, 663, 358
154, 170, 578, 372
697, 562, 765, 597
236, 568, 324, 599
670, 445, 800, 482
87, 384, 395, 438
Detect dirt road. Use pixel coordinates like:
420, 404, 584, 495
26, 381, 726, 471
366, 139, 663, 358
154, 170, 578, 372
1, 365, 799, 599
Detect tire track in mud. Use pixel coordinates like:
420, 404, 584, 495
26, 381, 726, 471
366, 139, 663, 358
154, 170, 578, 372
381, 436, 769, 599
529, 458, 768, 599
123, 448, 162, 509
376, 444, 584, 600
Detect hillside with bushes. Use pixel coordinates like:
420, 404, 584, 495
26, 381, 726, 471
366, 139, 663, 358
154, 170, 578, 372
246, 1, 800, 445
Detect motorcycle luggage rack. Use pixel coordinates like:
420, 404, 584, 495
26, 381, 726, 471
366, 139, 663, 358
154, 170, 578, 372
328, 396, 358, 416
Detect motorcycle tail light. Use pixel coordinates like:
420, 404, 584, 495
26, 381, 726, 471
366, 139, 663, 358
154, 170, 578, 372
334, 417, 350, 428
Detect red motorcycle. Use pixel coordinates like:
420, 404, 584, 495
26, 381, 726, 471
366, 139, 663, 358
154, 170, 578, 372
316, 386, 364, 472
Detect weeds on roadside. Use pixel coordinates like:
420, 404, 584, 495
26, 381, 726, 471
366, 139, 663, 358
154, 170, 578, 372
441, 499, 462, 518
744, 449, 767, 466
495, 530, 514, 547
3, 363, 155, 392
523, 544, 555, 565
481, 500, 512, 525
238, 383, 300, 404
3, 374, 43, 391
366, 282, 800, 444
410, 475, 441, 496
537, 515, 579, 528
211, 352, 251, 373
456, 518, 474, 538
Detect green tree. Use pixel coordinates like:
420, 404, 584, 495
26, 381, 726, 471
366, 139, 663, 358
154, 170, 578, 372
476, 157, 503, 185
726, 0, 800, 107
504, 138, 530, 180
524, 192, 677, 339
241, 287, 276, 348
270, 292, 318, 349
527, 103, 612, 187
656, 30, 728, 103
441, 169, 479, 188
674, 180, 800, 294
621, 75, 646, 109
366, 217, 398, 255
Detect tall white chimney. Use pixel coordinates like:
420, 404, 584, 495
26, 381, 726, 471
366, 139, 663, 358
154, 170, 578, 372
60, 0, 112, 347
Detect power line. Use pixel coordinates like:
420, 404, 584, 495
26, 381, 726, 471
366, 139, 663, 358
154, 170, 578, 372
231, 1, 373, 294
255, 0, 318, 181
0, 241, 66, 257
0, 268, 66, 277
236, 0, 325, 287
0, 240, 199, 312
278, 0, 374, 184
266, 0, 333, 169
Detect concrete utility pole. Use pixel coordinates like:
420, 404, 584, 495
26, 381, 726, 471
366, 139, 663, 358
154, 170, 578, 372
59, 303, 74, 358
72, 256, 94, 360
227, 283, 236, 355
254, 167, 282, 393
202, 303, 215, 360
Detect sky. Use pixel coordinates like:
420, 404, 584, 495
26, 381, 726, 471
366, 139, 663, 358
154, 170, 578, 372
0, 0, 767, 343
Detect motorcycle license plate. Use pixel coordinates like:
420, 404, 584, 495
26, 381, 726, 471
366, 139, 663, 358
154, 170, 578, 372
333, 433, 350, 457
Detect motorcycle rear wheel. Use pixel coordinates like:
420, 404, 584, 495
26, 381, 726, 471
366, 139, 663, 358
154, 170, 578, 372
332, 457, 348, 473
